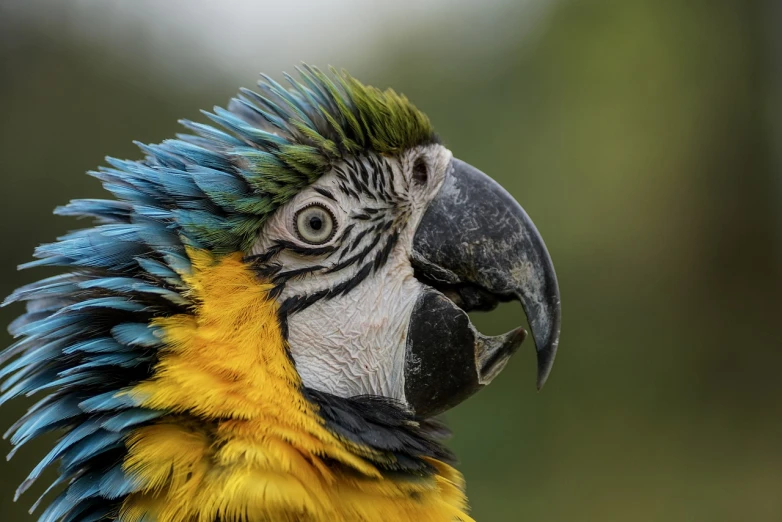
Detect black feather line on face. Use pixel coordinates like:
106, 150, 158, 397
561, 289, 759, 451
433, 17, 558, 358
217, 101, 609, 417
356, 159, 370, 188
369, 156, 383, 194
272, 240, 339, 257
373, 230, 400, 271
267, 283, 285, 301
313, 186, 337, 201
278, 288, 327, 316
341, 227, 370, 259
245, 244, 284, 265
335, 223, 355, 244
272, 265, 325, 285
279, 260, 374, 316
345, 161, 364, 194
372, 157, 390, 202
354, 160, 378, 202
332, 165, 348, 182
326, 230, 384, 274
253, 262, 283, 279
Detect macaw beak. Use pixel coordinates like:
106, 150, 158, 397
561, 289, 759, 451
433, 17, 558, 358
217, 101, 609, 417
406, 158, 561, 417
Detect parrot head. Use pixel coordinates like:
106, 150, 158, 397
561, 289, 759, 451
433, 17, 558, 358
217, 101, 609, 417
2, 67, 560, 522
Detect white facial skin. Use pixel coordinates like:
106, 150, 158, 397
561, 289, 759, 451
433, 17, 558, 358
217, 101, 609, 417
251, 144, 452, 402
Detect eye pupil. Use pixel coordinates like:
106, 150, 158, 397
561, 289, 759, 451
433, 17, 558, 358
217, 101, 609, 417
309, 216, 322, 231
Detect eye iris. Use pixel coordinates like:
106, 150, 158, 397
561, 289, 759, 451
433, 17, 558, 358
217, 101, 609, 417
295, 204, 336, 245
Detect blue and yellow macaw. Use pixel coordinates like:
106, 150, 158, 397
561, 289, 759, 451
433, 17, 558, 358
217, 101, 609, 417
1, 66, 560, 522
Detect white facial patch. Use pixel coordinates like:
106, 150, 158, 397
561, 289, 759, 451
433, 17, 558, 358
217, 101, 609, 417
251, 145, 453, 403
282, 239, 420, 400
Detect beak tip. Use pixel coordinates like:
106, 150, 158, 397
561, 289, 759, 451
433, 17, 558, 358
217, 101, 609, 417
535, 338, 559, 391
531, 294, 561, 391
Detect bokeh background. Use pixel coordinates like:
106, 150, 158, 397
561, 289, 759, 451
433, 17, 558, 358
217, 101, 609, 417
2, 1, 781, 520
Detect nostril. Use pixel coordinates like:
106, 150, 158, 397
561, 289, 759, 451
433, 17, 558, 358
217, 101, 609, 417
412, 157, 428, 185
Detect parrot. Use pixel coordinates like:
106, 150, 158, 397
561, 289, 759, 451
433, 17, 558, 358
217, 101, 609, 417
0, 66, 561, 522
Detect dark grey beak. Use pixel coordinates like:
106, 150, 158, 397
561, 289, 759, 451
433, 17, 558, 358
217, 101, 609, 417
405, 158, 561, 416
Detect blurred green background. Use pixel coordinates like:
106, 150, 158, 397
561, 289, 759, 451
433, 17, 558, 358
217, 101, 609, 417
1, 1, 781, 521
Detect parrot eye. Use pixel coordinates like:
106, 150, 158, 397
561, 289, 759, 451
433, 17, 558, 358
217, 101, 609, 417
294, 204, 337, 245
